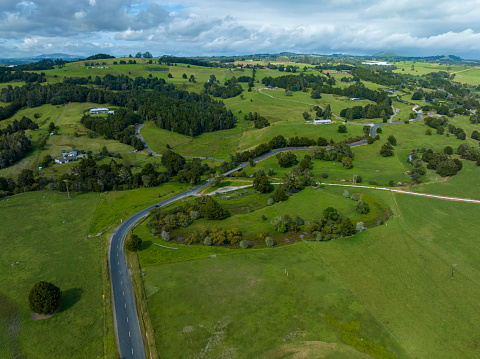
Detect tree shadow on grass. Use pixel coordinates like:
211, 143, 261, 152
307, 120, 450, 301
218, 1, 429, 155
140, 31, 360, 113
141, 240, 153, 250
59, 288, 83, 313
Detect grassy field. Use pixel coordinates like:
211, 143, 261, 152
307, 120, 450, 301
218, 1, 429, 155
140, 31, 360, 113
392, 61, 468, 76
141, 242, 408, 358
0, 191, 117, 358
89, 183, 190, 235
318, 190, 480, 358
136, 185, 480, 358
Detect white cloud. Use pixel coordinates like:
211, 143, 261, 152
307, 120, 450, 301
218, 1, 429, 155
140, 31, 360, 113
2, 0, 480, 58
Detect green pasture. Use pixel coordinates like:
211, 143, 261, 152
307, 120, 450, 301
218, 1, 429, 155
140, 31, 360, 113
89, 183, 190, 235
141, 242, 407, 358
0, 191, 116, 358
317, 190, 480, 358
451, 68, 480, 85
393, 61, 468, 76
137, 184, 480, 358
411, 160, 480, 200
243, 143, 412, 186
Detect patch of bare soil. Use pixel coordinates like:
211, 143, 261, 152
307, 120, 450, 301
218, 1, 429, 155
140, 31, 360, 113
31, 302, 61, 320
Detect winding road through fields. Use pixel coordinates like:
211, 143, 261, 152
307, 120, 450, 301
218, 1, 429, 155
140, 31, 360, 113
109, 103, 471, 358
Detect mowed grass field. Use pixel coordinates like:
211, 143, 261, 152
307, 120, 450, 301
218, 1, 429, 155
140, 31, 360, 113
0, 191, 117, 358
137, 186, 480, 358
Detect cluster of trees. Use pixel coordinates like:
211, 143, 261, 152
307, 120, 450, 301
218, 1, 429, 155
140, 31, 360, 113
0, 69, 47, 84
340, 102, 393, 120
0, 131, 33, 169
291, 206, 357, 240
203, 81, 243, 99
81, 109, 144, 150
0, 116, 38, 136
421, 150, 463, 177
243, 112, 270, 129
85, 53, 115, 60
65, 73, 167, 91
457, 143, 480, 165
159, 56, 215, 67
311, 142, 354, 162
186, 227, 243, 246
446, 124, 466, 140
276, 151, 297, 167
351, 67, 411, 87
424, 116, 448, 132
262, 73, 331, 92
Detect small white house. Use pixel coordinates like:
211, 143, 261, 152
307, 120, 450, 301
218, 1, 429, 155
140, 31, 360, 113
313, 119, 332, 124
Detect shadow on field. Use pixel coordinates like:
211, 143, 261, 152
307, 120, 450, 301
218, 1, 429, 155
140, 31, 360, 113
141, 241, 153, 250
59, 288, 83, 312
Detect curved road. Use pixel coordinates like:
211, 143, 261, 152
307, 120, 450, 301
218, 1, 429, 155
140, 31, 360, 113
110, 107, 424, 358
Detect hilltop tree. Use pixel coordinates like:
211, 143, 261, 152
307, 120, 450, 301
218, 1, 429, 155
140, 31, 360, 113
28, 281, 62, 314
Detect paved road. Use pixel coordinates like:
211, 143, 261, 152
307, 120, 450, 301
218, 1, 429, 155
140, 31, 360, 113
110, 107, 424, 358
109, 181, 213, 359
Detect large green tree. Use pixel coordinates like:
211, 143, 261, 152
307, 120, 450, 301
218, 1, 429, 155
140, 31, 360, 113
28, 281, 62, 314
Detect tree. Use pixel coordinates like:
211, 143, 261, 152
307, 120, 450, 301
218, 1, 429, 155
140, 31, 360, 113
253, 175, 272, 193
142, 51, 153, 58
323, 104, 332, 120
17, 169, 35, 187
271, 216, 288, 232
135, 52, 142, 58
273, 187, 287, 202
48, 122, 55, 132
342, 156, 353, 169
126, 233, 142, 251
265, 237, 274, 247
387, 135, 397, 145
444, 146, 453, 155
356, 222, 366, 232
29, 281, 62, 314
355, 201, 370, 214
380, 143, 394, 157
161, 231, 170, 242
276, 151, 297, 168
302, 111, 311, 121
239, 240, 250, 249
197, 196, 228, 220
323, 207, 339, 221
338, 124, 347, 133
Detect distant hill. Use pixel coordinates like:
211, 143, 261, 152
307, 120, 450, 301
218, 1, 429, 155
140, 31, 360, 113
373, 52, 401, 58
34, 53, 82, 60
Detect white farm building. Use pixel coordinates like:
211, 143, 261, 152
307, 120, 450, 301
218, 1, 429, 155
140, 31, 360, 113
313, 119, 332, 124
90, 108, 113, 114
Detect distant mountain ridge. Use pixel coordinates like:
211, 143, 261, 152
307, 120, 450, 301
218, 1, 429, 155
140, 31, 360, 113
33, 53, 82, 59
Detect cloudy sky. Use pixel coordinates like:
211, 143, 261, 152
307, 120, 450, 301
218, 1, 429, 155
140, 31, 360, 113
1, 0, 480, 59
